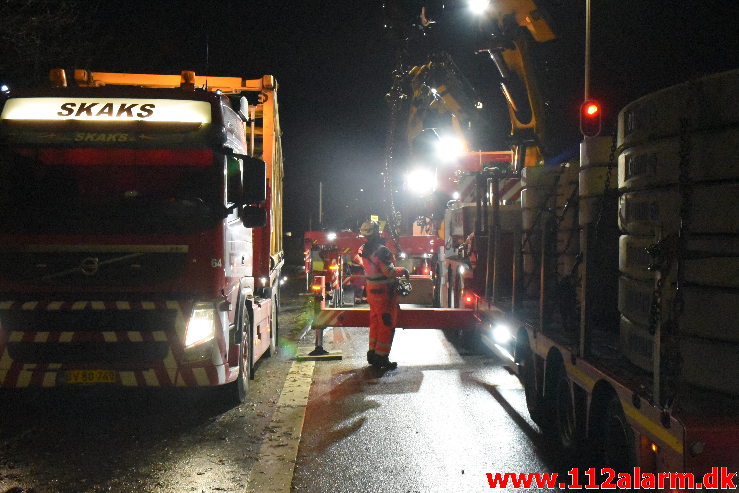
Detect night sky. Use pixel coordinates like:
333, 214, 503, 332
1, 1, 737, 234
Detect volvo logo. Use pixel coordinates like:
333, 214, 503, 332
79, 257, 100, 276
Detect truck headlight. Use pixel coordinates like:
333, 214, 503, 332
185, 303, 216, 348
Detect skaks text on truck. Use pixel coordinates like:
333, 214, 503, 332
0, 68, 284, 405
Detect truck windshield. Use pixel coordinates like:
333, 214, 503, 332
0, 146, 223, 235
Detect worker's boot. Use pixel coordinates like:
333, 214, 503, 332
366, 349, 378, 366
372, 353, 397, 370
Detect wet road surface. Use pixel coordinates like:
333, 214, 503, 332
294, 325, 564, 492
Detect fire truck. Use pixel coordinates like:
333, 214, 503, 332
0, 68, 284, 405
311, 0, 739, 482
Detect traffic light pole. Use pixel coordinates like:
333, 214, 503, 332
584, 0, 591, 102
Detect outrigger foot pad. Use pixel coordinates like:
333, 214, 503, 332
309, 346, 329, 356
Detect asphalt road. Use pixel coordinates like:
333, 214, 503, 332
293, 325, 564, 493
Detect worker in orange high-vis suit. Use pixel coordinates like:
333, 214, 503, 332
355, 221, 407, 369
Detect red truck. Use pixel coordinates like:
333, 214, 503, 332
0, 69, 284, 405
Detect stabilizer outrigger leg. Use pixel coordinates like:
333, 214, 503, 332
309, 327, 329, 356
297, 324, 342, 361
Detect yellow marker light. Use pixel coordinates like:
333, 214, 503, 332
328, 265, 339, 271
650, 442, 659, 453
1, 97, 212, 123
311, 285, 322, 292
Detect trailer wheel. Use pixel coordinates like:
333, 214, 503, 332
220, 311, 250, 405
594, 394, 636, 472
521, 348, 546, 428
555, 372, 577, 452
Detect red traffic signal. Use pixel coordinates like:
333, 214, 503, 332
580, 100, 602, 137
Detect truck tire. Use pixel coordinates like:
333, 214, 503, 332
518, 342, 548, 430
619, 234, 739, 287
618, 128, 739, 191
432, 271, 441, 308
220, 311, 250, 405
617, 69, 739, 150
554, 372, 577, 453
521, 350, 542, 424
618, 183, 739, 237
593, 394, 636, 473
267, 291, 279, 357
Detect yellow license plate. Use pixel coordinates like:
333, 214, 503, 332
65, 369, 116, 384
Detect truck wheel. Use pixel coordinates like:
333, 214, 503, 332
221, 311, 250, 405
594, 394, 636, 472
266, 292, 279, 357
432, 272, 441, 308
555, 373, 577, 452
446, 266, 453, 308
452, 274, 461, 309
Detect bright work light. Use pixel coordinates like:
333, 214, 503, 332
492, 323, 512, 344
436, 136, 465, 163
469, 0, 490, 15
405, 168, 436, 196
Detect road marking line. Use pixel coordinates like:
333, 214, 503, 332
245, 359, 315, 493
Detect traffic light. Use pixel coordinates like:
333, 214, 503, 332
579, 100, 602, 137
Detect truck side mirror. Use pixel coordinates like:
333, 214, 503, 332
242, 156, 266, 205
226, 155, 243, 206
237, 96, 250, 122
240, 206, 267, 227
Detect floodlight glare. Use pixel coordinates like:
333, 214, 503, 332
436, 136, 465, 162
405, 168, 436, 196
469, 0, 490, 15
492, 324, 512, 344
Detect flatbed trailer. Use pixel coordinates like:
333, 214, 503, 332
310, 67, 739, 482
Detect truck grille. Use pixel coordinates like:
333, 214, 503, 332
0, 302, 183, 366
1, 309, 176, 332
7, 341, 169, 364
0, 247, 188, 287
